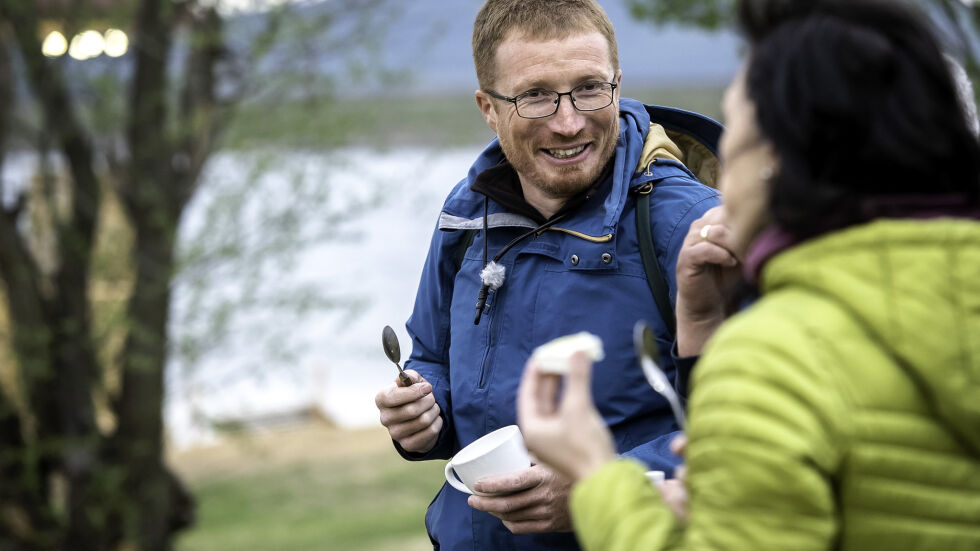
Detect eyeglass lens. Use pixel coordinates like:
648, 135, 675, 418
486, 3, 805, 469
517, 82, 615, 118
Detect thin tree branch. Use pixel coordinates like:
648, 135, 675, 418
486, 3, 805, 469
176, 5, 223, 207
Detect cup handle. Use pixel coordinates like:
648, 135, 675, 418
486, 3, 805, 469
444, 462, 473, 494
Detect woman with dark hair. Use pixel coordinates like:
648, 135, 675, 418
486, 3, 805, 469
516, 0, 980, 549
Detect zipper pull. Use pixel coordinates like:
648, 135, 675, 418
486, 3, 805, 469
474, 284, 490, 325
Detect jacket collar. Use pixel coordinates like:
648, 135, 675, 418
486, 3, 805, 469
468, 157, 613, 226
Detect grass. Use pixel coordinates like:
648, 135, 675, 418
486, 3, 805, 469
173, 426, 447, 551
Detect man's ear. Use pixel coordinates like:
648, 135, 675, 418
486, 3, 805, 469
475, 90, 499, 135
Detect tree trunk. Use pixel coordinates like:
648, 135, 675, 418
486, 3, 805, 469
109, 0, 195, 546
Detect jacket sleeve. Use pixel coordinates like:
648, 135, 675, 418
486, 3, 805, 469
670, 341, 699, 399
571, 460, 683, 551
571, 315, 845, 551
393, 221, 468, 461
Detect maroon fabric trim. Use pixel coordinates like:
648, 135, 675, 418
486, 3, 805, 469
743, 226, 799, 286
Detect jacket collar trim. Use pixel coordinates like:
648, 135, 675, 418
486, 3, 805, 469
439, 212, 615, 242
439, 212, 537, 231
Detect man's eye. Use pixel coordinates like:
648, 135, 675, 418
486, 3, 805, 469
524, 90, 546, 99
579, 83, 600, 92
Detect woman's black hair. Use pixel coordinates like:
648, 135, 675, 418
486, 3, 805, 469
736, 0, 980, 238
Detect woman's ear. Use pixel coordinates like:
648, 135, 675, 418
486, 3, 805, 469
759, 143, 780, 181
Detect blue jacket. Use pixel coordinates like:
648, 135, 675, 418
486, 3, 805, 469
401, 98, 721, 550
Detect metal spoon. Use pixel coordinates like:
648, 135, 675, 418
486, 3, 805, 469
382, 325, 413, 387
633, 321, 686, 430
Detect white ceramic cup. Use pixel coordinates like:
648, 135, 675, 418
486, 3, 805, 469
444, 425, 531, 495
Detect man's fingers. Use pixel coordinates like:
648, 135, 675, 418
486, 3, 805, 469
386, 401, 441, 440
503, 519, 555, 535
375, 384, 429, 409
402, 369, 425, 385
468, 491, 544, 516
396, 412, 443, 452
375, 379, 433, 409
378, 390, 435, 425
473, 467, 539, 495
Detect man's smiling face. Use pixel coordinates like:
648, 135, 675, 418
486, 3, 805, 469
478, 31, 621, 202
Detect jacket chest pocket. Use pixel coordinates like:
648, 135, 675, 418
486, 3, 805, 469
529, 267, 665, 424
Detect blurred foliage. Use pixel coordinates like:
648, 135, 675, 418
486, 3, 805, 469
628, 0, 735, 30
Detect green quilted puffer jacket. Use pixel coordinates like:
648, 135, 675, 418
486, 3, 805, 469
570, 219, 980, 550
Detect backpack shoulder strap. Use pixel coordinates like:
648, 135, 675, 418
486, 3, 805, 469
634, 183, 676, 337
453, 229, 478, 274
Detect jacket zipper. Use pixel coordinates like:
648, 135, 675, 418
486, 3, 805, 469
478, 290, 495, 388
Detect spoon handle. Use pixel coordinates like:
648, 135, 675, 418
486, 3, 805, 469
398, 371, 413, 387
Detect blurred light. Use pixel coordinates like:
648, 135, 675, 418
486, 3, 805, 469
68, 30, 105, 61
104, 29, 129, 57
42, 31, 68, 57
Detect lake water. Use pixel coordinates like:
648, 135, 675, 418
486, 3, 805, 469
165, 146, 484, 447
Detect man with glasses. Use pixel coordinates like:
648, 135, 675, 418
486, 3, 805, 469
374, 0, 721, 548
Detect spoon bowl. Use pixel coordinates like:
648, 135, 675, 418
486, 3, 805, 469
382, 325, 413, 387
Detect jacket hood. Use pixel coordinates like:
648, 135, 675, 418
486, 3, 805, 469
762, 219, 980, 455
438, 98, 721, 237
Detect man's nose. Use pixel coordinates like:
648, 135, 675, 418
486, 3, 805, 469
547, 96, 586, 136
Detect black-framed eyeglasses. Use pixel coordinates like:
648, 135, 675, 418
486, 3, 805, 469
483, 81, 618, 119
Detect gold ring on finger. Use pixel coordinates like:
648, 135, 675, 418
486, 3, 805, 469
700, 224, 712, 241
